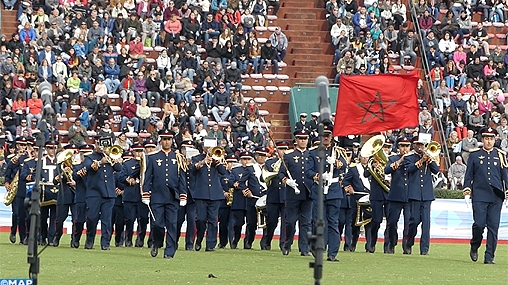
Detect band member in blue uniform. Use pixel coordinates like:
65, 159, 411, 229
384, 137, 412, 254
39, 141, 58, 246
463, 128, 508, 264
403, 137, 440, 255
230, 152, 261, 249
365, 144, 390, 253
113, 162, 126, 247
306, 125, 347, 261
143, 130, 187, 259
72, 144, 93, 248
342, 154, 372, 252
53, 142, 77, 247
141, 139, 158, 248
261, 141, 288, 251
253, 147, 269, 250
190, 140, 228, 251
176, 141, 197, 251
5, 137, 28, 244
84, 137, 123, 250
119, 146, 142, 247
339, 147, 354, 251
295, 113, 310, 132
218, 153, 236, 249
19, 144, 38, 245
279, 130, 313, 256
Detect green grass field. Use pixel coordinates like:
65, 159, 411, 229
0, 233, 507, 285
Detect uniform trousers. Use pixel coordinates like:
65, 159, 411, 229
40, 205, 57, 243
406, 200, 432, 253
177, 202, 197, 250
283, 199, 312, 253
136, 202, 150, 246
11, 205, 18, 237
13, 196, 27, 242
312, 198, 342, 258
151, 200, 179, 257
370, 199, 390, 252
232, 205, 257, 247
112, 204, 125, 245
261, 202, 286, 250
194, 199, 220, 249
86, 197, 115, 247
218, 206, 234, 247
339, 206, 353, 250
72, 202, 86, 244
54, 203, 75, 243
387, 201, 410, 249
471, 199, 502, 262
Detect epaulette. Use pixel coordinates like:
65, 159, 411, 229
7, 154, 15, 159
469, 148, 481, 153
309, 146, 318, 151
24, 158, 33, 162
147, 151, 158, 156
349, 162, 358, 167
285, 149, 294, 154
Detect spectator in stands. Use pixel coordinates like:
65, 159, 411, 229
487, 81, 504, 101
181, 50, 197, 82
269, 27, 288, 63
418, 10, 433, 37
208, 123, 224, 141
26, 92, 43, 128
12, 94, 26, 124
129, 36, 146, 71
246, 113, 261, 132
94, 75, 108, 103
229, 89, 244, 117
142, 15, 159, 48
224, 62, 242, 93
202, 13, 221, 44
249, 39, 262, 74
156, 49, 171, 78
96, 97, 112, 128
19, 23, 37, 44
428, 65, 443, 89
418, 106, 432, 126
469, 108, 485, 135
11, 71, 27, 101
65, 71, 80, 105
120, 96, 139, 132
461, 129, 479, 163
119, 71, 135, 103
353, 6, 371, 36
469, 23, 490, 57
448, 156, 466, 190
495, 62, 507, 90
134, 72, 147, 104
456, 10, 471, 45
206, 37, 222, 65
0, 103, 16, 136
145, 71, 161, 107
455, 108, 468, 139
78, 105, 90, 129
452, 92, 467, 112
164, 14, 182, 46
260, 40, 278, 75
53, 84, 69, 118
211, 83, 231, 122
466, 95, 479, 116
115, 132, 132, 151
466, 57, 485, 89
419, 119, 434, 135
68, 119, 87, 146
188, 93, 209, 133
104, 58, 121, 94
252, 0, 267, 27
497, 118, 508, 140
82, 92, 98, 130
16, 118, 31, 137
136, 98, 152, 133
248, 125, 263, 147
38, 59, 53, 83
162, 96, 178, 129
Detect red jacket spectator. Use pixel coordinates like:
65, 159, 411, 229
165, 17, 182, 34
129, 39, 144, 56
12, 74, 26, 90
27, 96, 43, 115
121, 100, 137, 119
459, 84, 476, 98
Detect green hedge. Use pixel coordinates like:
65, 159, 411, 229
434, 188, 464, 199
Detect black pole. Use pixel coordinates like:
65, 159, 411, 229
26, 119, 47, 285
309, 123, 326, 285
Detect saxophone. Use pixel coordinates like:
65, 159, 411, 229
3, 171, 19, 206
226, 187, 234, 206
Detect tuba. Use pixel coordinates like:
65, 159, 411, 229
57, 149, 76, 187
360, 135, 390, 192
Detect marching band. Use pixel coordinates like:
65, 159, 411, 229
3, 125, 507, 265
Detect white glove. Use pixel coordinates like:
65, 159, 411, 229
326, 156, 335, 165
179, 194, 188, 206
321, 172, 331, 182
286, 179, 300, 194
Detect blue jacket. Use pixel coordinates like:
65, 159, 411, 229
464, 148, 508, 202
265, 158, 285, 204
201, 20, 219, 32
364, 166, 387, 201
53, 163, 75, 205
104, 64, 120, 80
278, 149, 313, 201
118, 158, 141, 203
190, 154, 227, 201
352, 12, 372, 28
37, 50, 56, 65
20, 157, 38, 199
114, 172, 125, 206
142, 150, 187, 204
219, 170, 233, 207
305, 147, 346, 201
73, 162, 87, 204
84, 151, 122, 199
342, 163, 371, 200
38, 66, 53, 82
230, 165, 260, 210
405, 153, 439, 201
19, 28, 37, 43
385, 154, 410, 203
40, 156, 58, 205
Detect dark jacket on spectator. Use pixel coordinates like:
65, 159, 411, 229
195, 67, 214, 84
261, 44, 277, 60
91, 65, 104, 81
188, 101, 208, 117
145, 77, 161, 92
225, 67, 241, 83
466, 63, 484, 80
181, 57, 197, 70
213, 90, 230, 107
231, 115, 247, 133
83, 97, 98, 115
206, 42, 222, 58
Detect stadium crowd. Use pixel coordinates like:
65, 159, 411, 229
0, 0, 290, 154
325, 0, 508, 188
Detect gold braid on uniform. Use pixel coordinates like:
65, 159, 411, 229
496, 148, 508, 168
176, 153, 188, 173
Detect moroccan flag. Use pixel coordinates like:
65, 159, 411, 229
333, 71, 420, 136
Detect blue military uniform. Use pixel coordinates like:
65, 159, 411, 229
229, 152, 261, 249
112, 171, 126, 247
278, 130, 314, 255
260, 143, 288, 251
39, 154, 58, 246
118, 152, 141, 247
365, 166, 390, 253
463, 128, 508, 264
176, 141, 197, 251
53, 146, 77, 247
342, 162, 373, 252
384, 138, 411, 253
189, 151, 227, 251
305, 138, 347, 260
294, 113, 310, 132
84, 148, 122, 250
143, 130, 187, 258
403, 139, 439, 255
71, 144, 93, 248
218, 154, 236, 248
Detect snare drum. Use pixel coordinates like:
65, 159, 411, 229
255, 195, 267, 210
358, 194, 370, 206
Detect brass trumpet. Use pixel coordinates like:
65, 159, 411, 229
105, 145, 123, 164
57, 149, 76, 187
